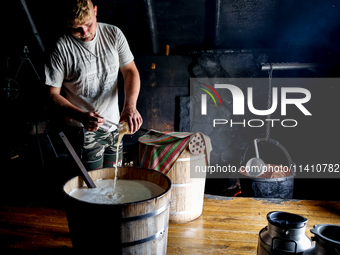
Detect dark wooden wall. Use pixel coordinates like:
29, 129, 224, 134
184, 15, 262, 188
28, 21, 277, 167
4, 0, 340, 56
2, 0, 340, 200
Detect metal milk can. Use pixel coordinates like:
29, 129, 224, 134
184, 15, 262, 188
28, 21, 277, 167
304, 224, 340, 255
258, 211, 313, 254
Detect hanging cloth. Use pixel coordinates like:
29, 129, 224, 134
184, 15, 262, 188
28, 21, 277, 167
135, 130, 212, 175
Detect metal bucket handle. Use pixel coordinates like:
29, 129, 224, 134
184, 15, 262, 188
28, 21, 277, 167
240, 138, 295, 172
272, 236, 298, 254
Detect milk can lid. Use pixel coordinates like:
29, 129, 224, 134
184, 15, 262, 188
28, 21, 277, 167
267, 211, 308, 228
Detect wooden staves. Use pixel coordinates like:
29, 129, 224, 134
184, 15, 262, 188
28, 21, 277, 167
62, 166, 172, 254
167, 148, 207, 223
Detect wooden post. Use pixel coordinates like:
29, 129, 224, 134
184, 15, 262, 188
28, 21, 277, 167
20, 0, 45, 52
143, 0, 160, 54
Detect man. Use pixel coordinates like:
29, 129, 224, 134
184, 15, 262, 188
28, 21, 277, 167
45, 0, 142, 170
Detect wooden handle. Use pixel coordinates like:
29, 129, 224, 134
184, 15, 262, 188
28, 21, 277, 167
165, 45, 170, 56
59, 132, 96, 188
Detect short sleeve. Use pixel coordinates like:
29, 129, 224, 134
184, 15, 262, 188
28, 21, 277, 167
44, 49, 65, 88
115, 28, 134, 68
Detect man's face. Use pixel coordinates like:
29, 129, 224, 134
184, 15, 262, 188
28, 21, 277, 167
68, 5, 98, 42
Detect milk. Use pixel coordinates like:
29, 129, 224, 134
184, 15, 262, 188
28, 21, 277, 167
70, 121, 161, 204
112, 121, 133, 195
69, 179, 165, 204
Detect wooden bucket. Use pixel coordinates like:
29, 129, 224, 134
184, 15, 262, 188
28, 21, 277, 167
167, 149, 207, 223
62, 166, 171, 254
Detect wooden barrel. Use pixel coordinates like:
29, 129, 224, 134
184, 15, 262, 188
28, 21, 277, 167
62, 166, 171, 254
167, 149, 207, 223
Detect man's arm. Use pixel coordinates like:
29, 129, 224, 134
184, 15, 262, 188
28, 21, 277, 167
47, 86, 105, 131
119, 60, 143, 133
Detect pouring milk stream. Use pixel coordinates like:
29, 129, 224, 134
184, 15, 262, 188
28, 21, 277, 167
94, 110, 133, 195
112, 121, 132, 195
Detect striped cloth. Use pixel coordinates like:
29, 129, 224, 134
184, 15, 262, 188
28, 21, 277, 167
135, 130, 211, 175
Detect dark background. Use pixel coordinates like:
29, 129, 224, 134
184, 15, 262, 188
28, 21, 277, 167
1, 0, 340, 202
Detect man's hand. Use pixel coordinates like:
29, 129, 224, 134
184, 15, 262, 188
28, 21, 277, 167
120, 107, 143, 134
81, 111, 105, 131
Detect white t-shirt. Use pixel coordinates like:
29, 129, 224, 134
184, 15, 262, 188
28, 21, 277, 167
45, 23, 134, 131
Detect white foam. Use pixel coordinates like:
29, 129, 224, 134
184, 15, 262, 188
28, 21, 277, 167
69, 179, 165, 204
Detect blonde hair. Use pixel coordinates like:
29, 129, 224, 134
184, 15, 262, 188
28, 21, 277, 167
65, 0, 94, 25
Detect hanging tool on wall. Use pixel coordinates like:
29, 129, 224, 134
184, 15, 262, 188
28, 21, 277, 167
241, 64, 296, 177
1, 46, 41, 101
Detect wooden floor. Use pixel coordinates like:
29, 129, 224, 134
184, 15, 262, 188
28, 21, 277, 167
1, 195, 340, 254
168, 195, 340, 254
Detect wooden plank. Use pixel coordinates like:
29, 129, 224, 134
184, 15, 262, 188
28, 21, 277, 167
59, 132, 96, 188
0, 205, 72, 254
